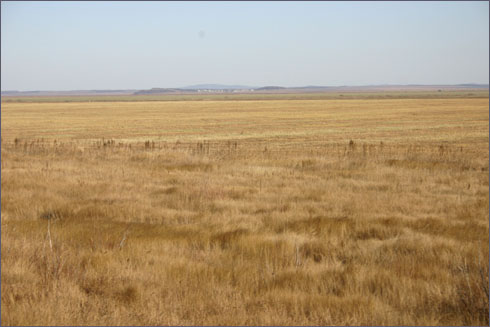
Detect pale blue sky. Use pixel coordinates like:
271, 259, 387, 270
1, 1, 489, 91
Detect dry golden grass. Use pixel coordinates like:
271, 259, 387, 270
1, 97, 489, 325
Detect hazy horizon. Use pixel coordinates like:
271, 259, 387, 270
2, 1, 489, 91
2, 82, 490, 93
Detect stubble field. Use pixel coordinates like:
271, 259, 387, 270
1, 94, 489, 325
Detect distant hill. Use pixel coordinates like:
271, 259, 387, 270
2, 84, 488, 97
181, 84, 255, 90
254, 86, 286, 91
455, 84, 489, 88
132, 85, 257, 95
133, 88, 197, 95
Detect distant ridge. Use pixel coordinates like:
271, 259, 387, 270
456, 83, 489, 88
133, 88, 191, 95
180, 84, 255, 90
2, 84, 488, 97
254, 86, 286, 91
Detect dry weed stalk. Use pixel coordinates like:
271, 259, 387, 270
119, 227, 130, 250
43, 219, 53, 252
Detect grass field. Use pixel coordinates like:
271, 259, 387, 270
1, 95, 489, 325
2, 89, 488, 103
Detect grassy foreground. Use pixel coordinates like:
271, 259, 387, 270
1, 97, 489, 325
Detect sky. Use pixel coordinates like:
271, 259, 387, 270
1, 1, 489, 91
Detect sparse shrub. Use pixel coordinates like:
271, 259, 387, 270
211, 228, 249, 250
116, 285, 138, 304
455, 257, 489, 325
39, 208, 72, 221
163, 186, 179, 194
300, 241, 327, 263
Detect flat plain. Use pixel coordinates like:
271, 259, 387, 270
1, 92, 489, 325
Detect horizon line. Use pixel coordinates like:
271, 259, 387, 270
2, 83, 489, 93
